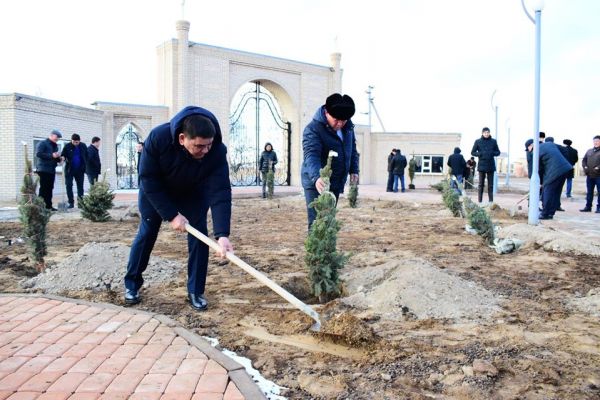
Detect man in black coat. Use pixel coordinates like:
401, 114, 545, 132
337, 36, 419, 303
86, 136, 102, 185
471, 127, 500, 203
61, 134, 88, 208
392, 149, 407, 192
124, 106, 233, 311
447, 147, 466, 189
525, 139, 572, 219
259, 142, 278, 198
562, 139, 578, 198
35, 129, 63, 210
386, 149, 397, 192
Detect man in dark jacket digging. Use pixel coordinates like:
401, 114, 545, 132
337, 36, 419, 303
124, 106, 233, 311
471, 127, 500, 204
301, 93, 359, 228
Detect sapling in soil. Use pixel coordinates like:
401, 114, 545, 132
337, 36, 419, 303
79, 172, 115, 222
408, 156, 416, 189
347, 181, 358, 208
266, 161, 274, 199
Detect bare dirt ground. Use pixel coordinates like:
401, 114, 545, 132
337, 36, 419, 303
1, 195, 599, 399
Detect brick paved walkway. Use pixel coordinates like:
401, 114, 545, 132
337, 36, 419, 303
0, 295, 265, 400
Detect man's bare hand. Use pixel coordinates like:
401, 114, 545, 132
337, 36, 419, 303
216, 237, 233, 259
350, 173, 359, 185
315, 178, 325, 194
170, 213, 188, 233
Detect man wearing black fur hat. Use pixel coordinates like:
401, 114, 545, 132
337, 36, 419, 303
562, 139, 578, 198
301, 93, 359, 228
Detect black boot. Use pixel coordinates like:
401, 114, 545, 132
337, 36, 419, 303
580, 206, 592, 212
188, 293, 208, 311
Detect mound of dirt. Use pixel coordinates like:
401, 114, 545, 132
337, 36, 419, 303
497, 223, 600, 257
341, 251, 501, 321
22, 242, 183, 293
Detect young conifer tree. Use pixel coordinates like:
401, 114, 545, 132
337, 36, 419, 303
79, 173, 115, 222
348, 181, 358, 208
266, 161, 275, 199
304, 151, 348, 303
18, 144, 50, 271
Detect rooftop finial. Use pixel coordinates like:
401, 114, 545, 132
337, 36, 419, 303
181, 0, 186, 19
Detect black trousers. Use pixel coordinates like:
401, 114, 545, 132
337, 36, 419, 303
65, 170, 85, 205
37, 171, 55, 209
478, 171, 494, 203
87, 173, 99, 186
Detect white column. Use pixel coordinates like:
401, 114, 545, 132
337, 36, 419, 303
176, 20, 190, 112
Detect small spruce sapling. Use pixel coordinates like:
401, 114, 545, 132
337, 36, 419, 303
266, 161, 275, 199
408, 156, 416, 189
79, 172, 115, 222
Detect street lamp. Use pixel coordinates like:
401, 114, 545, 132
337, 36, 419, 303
491, 90, 499, 196
505, 118, 511, 187
522, 0, 544, 225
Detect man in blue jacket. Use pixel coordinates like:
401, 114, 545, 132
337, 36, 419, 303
124, 106, 233, 311
525, 138, 572, 220
35, 129, 63, 210
61, 134, 88, 208
301, 93, 359, 228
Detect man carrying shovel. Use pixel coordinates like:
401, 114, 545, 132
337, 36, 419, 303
124, 106, 233, 311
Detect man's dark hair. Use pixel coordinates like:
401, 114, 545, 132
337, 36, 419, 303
91, 136, 101, 144
594, 135, 600, 140
182, 115, 216, 139
482, 127, 490, 133
539, 131, 546, 138
71, 133, 81, 141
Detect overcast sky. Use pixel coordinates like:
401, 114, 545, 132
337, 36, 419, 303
1, 0, 598, 159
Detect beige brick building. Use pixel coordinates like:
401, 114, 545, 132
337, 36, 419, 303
0, 19, 460, 202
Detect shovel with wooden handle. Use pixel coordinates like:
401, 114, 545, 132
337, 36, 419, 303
185, 224, 322, 332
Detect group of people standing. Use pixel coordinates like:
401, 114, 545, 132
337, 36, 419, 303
35, 131, 102, 210
386, 148, 408, 193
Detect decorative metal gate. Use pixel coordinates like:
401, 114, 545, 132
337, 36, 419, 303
229, 82, 291, 186
115, 124, 141, 189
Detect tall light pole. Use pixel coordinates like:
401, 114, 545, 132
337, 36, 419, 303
522, 0, 544, 225
491, 90, 499, 195
505, 118, 511, 187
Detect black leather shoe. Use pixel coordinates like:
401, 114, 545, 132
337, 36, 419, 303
556, 207, 565, 212
539, 214, 553, 220
188, 293, 208, 311
124, 289, 141, 305
580, 207, 592, 212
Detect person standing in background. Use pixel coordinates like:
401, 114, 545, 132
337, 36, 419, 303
471, 127, 500, 204
562, 139, 578, 198
35, 129, 63, 211
86, 136, 102, 185
61, 134, 88, 208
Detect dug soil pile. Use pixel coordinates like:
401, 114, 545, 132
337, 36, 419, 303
1, 195, 599, 399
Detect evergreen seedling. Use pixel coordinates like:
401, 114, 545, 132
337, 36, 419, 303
79, 173, 115, 222
18, 144, 50, 271
463, 197, 495, 245
347, 181, 358, 208
304, 151, 348, 303
408, 156, 416, 189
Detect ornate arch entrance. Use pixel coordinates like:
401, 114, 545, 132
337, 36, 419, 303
228, 82, 291, 186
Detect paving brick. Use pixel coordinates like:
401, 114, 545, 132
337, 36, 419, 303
95, 357, 131, 374
68, 357, 107, 374
121, 358, 157, 375
195, 374, 228, 394
136, 344, 168, 359
38, 344, 71, 358
0, 357, 30, 373
171, 337, 188, 346
99, 332, 129, 345
18, 371, 62, 392
149, 357, 184, 374
162, 345, 189, 360
185, 347, 208, 360
78, 333, 108, 345
9, 312, 38, 322
15, 356, 56, 374
13, 343, 49, 358
164, 373, 200, 393
36, 393, 70, 400
139, 320, 160, 332
0, 333, 21, 347
74, 322, 104, 333
66, 393, 99, 400
191, 393, 223, 400
5, 392, 41, 400
75, 373, 116, 393
0, 371, 35, 391
94, 322, 123, 334
35, 332, 67, 345
110, 344, 143, 359
223, 382, 244, 400
29, 301, 56, 313
124, 331, 154, 345
104, 373, 144, 394
116, 321, 144, 334
56, 333, 88, 345
10, 321, 42, 333
203, 360, 227, 375
31, 321, 62, 333
135, 373, 172, 393
98, 393, 129, 400
41, 357, 79, 374
0, 322, 24, 333
129, 393, 161, 400
177, 359, 207, 375
45, 372, 89, 393
12, 332, 45, 345
86, 344, 119, 359
62, 344, 95, 358
160, 393, 193, 400
148, 332, 176, 345
130, 314, 153, 324
108, 312, 133, 323
0, 392, 11, 400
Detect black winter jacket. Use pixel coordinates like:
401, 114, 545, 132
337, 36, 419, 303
86, 145, 101, 176
139, 106, 231, 237
527, 142, 573, 185
61, 142, 88, 175
35, 139, 59, 173
563, 145, 579, 179
471, 136, 500, 172
447, 147, 466, 176
582, 147, 600, 178
392, 153, 407, 175
259, 143, 278, 172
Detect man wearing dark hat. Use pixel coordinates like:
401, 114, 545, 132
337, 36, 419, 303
562, 139, 578, 198
525, 138, 572, 219
35, 129, 63, 210
301, 93, 359, 228
61, 133, 88, 208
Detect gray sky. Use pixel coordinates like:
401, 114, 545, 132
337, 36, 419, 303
1, 0, 598, 159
